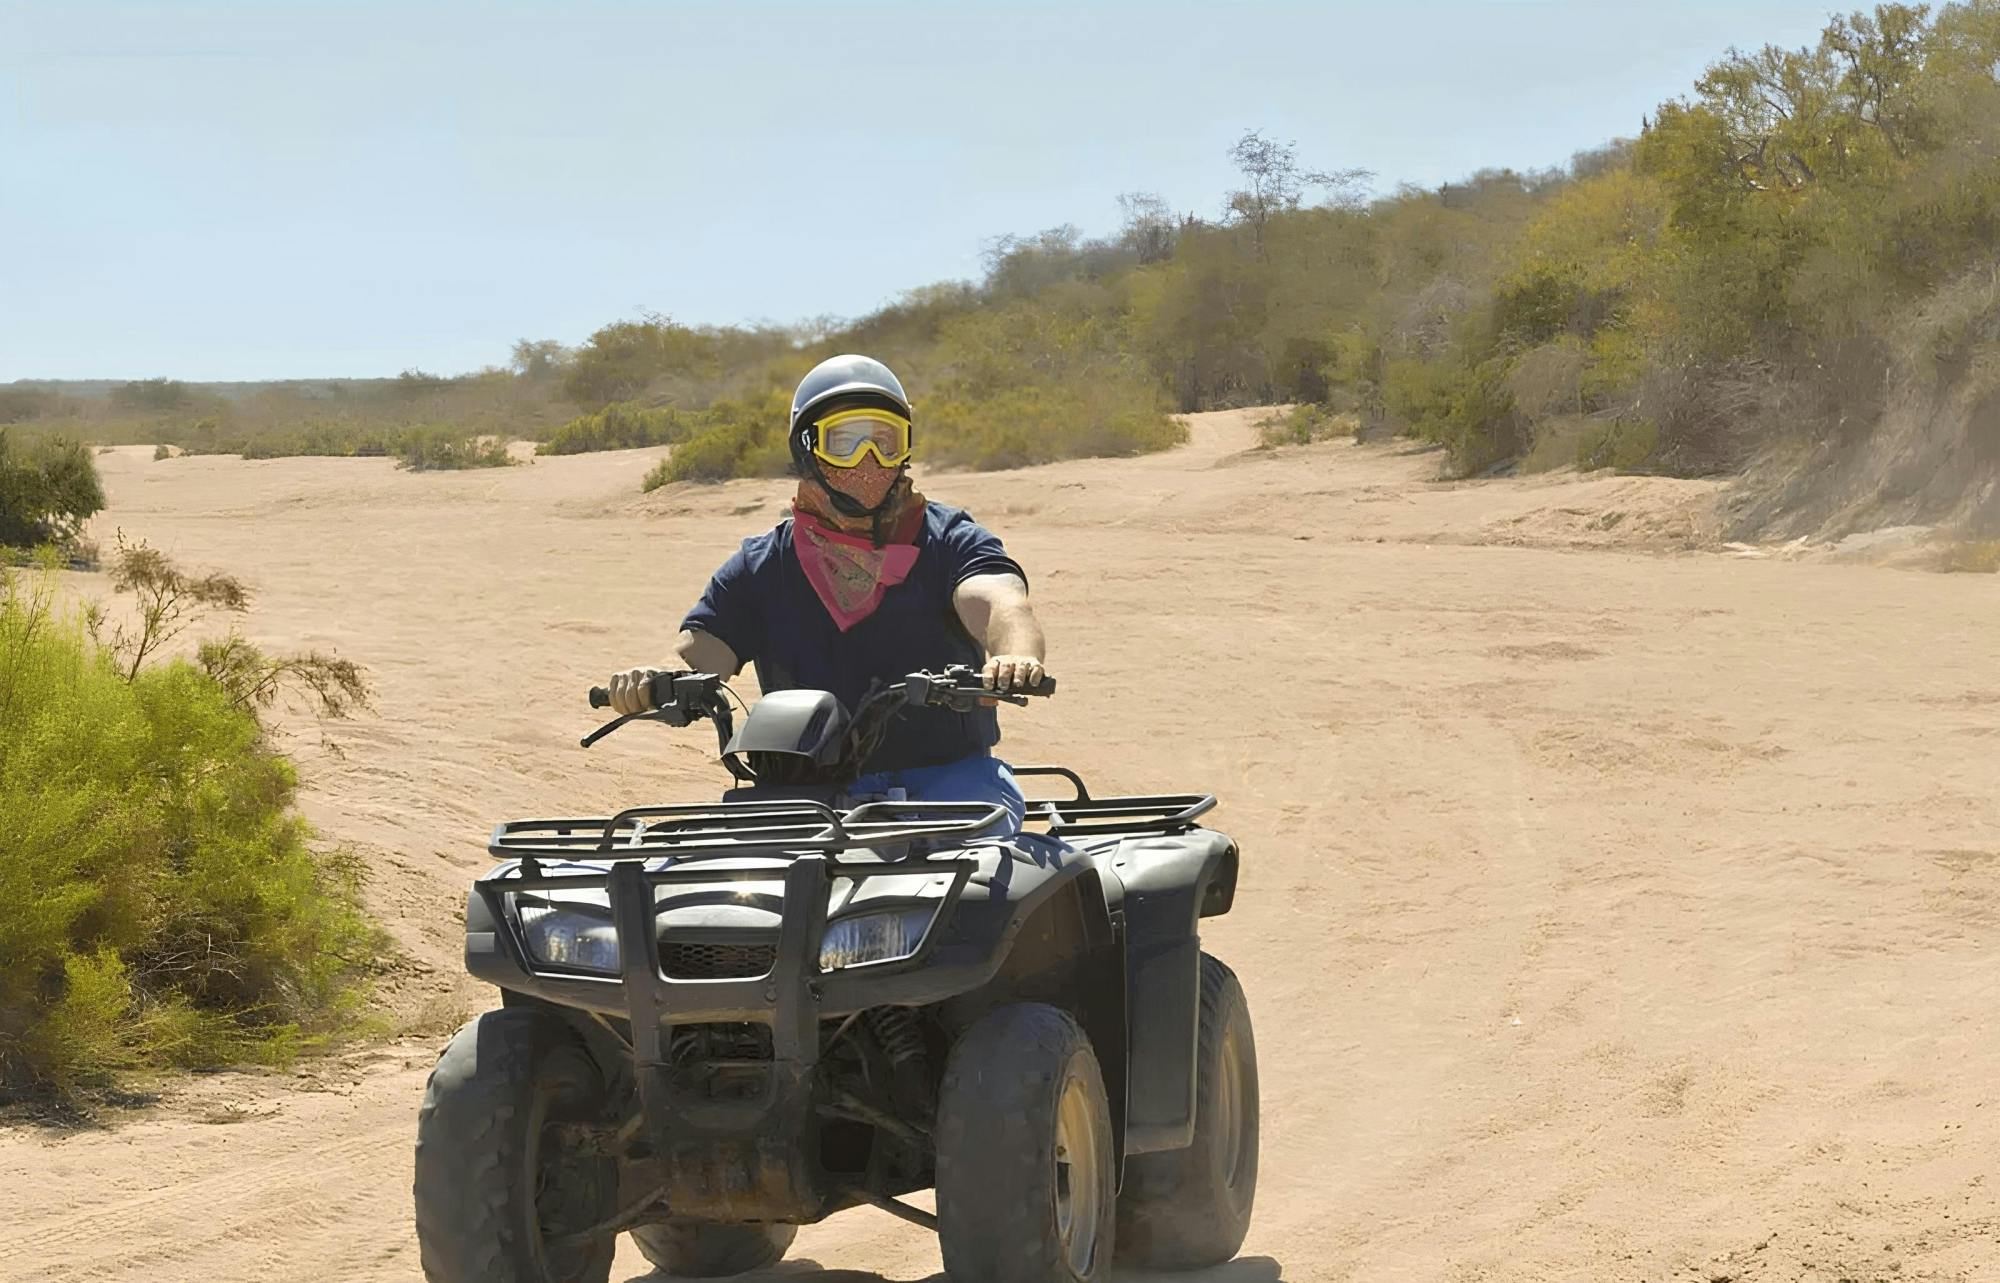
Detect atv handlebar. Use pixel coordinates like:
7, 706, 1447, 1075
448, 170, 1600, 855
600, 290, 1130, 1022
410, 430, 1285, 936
580, 665, 1054, 751
587, 666, 1053, 714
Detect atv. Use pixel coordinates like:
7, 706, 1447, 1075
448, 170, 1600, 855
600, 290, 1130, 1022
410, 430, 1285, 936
413, 666, 1256, 1283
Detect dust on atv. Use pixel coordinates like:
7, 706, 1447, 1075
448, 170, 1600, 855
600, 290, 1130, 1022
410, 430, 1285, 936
412, 666, 1257, 1283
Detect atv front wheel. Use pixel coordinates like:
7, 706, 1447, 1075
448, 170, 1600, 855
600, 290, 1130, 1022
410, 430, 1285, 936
1115, 953, 1259, 1268
629, 1221, 796, 1277
413, 1009, 618, 1283
935, 1003, 1116, 1283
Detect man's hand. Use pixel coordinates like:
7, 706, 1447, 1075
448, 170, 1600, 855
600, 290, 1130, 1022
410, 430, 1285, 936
982, 654, 1046, 693
606, 668, 663, 716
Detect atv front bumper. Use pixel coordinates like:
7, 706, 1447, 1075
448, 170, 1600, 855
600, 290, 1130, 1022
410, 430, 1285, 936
466, 850, 982, 1221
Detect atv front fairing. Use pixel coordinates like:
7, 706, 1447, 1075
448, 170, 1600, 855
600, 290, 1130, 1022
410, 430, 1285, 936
464, 774, 1238, 1227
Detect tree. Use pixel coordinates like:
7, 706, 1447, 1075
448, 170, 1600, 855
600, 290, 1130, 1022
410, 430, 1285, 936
561, 316, 718, 409
0, 431, 104, 549
393, 369, 454, 397
508, 339, 568, 382
0, 387, 54, 424
1225, 130, 1372, 256
1824, 3, 1935, 159
981, 225, 1087, 297
110, 378, 192, 414
1117, 192, 1179, 264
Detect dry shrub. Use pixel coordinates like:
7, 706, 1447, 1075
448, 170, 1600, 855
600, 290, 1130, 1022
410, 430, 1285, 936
394, 428, 513, 471
538, 401, 702, 455
1521, 414, 1659, 473
1392, 277, 1475, 358
1258, 403, 1357, 446
1639, 359, 1777, 475
1933, 539, 2000, 572
1505, 341, 1587, 420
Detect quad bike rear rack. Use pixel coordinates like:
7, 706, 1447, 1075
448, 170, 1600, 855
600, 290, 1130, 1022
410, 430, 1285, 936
1012, 766, 1217, 838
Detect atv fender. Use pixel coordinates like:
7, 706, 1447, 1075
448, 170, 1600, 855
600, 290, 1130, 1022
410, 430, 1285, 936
1103, 830, 1240, 1154
937, 860, 1127, 1166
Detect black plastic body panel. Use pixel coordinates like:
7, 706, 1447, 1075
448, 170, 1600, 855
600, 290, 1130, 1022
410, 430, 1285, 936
1100, 830, 1240, 1153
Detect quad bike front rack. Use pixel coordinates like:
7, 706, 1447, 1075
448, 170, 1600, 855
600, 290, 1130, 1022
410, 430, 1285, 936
489, 799, 1011, 870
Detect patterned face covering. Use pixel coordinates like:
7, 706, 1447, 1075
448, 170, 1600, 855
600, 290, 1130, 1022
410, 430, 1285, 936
790, 478, 928, 630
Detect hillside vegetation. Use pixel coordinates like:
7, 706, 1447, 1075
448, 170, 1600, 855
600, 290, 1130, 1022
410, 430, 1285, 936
7, 3, 1999, 536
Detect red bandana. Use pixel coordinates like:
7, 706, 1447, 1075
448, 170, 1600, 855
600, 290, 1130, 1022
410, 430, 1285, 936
792, 509, 921, 630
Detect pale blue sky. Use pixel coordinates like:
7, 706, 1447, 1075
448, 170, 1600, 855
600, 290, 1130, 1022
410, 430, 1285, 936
4, 1, 1848, 381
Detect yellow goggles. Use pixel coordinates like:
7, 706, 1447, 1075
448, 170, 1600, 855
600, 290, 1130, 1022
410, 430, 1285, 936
810, 408, 912, 468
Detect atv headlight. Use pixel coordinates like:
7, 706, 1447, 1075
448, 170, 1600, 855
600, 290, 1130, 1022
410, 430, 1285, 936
818, 908, 935, 971
518, 900, 621, 974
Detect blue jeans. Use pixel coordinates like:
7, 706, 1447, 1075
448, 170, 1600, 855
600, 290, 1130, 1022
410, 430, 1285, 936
849, 753, 1027, 837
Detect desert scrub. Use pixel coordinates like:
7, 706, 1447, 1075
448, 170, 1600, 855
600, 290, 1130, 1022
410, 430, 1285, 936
215, 422, 514, 469
639, 375, 1186, 489
538, 401, 701, 455
0, 560, 379, 1105
392, 426, 514, 471
1258, 403, 1357, 447
642, 389, 792, 489
1934, 539, 2000, 573
919, 374, 1184, 469
1521, 415, 1660, 473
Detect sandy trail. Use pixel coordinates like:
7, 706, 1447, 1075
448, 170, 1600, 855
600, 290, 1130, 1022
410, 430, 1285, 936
4, 411, 1996, 1282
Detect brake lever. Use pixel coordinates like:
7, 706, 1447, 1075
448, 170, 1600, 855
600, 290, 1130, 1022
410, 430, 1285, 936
929, 683, 1028, 712
967, 690, 1030, 709
580, 710, 646, 748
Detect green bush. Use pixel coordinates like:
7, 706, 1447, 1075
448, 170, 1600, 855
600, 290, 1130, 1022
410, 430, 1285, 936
638, 372, 1187, 488
642, 390, 791, 489
0, 568, 377, 1102
238, 422, 393, 459
1385, 358, 1527, 476
1258, 403, 1357, 447
538, 401, 698, 455
1574, 417, 1659, 471
222, 421, 515, 469
920, 374, 1185, 470
0, 431, 104, 550
393, 426, 513, 471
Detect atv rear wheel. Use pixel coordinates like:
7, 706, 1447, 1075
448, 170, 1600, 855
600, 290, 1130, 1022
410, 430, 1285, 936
628, 1222, 796, 1277
414, 1009, 618, 1283
935, 1003, 1116, 1283
1115, 953, 1259, 1268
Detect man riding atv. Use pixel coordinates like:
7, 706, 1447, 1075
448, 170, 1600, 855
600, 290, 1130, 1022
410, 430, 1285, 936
411, 355, 1257, 1283
606, 353, 1048, 831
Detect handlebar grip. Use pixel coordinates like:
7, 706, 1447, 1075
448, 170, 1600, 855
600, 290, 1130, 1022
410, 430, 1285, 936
1029, 675, 1057, 697
588, 686, 611, 709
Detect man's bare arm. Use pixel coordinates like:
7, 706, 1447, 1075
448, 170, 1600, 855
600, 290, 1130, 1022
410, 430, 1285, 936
604, 630, 743, 714
675, 629, 741, 676
951, 572, 1047, 691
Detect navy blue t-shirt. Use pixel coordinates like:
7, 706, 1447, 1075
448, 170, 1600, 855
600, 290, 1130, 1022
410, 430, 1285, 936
682, 503, 1026, 773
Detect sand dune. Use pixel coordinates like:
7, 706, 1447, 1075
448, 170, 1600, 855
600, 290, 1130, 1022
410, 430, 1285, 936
3, 410, 1995, 1282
